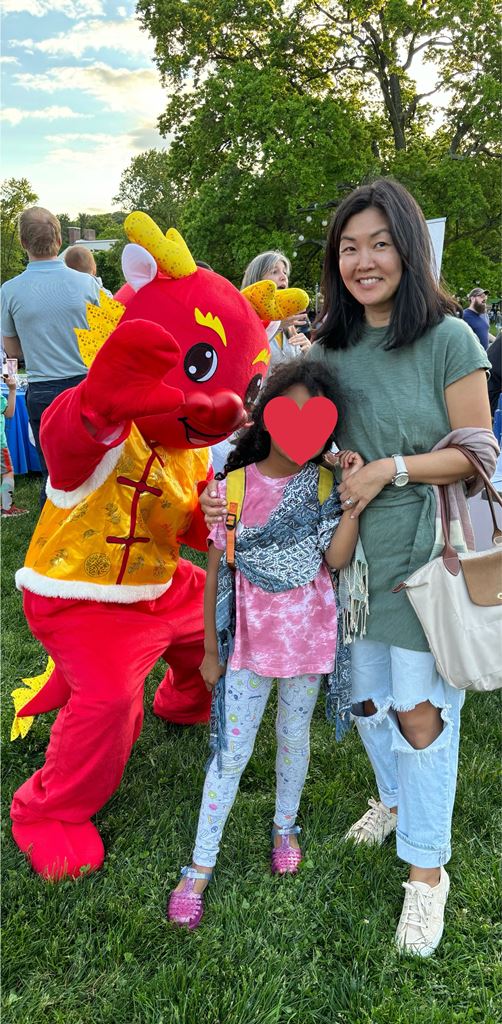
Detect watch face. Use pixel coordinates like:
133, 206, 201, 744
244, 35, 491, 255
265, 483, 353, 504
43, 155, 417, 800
394, 473, 408, 487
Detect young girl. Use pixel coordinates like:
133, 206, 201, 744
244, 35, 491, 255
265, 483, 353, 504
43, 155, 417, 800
168, 361, 362, 929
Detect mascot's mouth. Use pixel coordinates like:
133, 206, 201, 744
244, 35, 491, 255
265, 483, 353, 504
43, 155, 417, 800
178, 417, 227, 445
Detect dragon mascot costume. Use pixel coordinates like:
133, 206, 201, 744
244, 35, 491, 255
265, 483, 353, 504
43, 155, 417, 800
10, 213, 309, 880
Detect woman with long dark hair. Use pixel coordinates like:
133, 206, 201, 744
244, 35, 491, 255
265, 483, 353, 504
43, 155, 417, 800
201, 177, 496, 955
308, 178, 495, 956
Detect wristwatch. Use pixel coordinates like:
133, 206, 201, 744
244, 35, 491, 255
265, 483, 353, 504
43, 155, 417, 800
391, 454, 409, 487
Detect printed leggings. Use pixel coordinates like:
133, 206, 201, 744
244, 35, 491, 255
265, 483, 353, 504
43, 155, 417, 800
193, 666, 322, 867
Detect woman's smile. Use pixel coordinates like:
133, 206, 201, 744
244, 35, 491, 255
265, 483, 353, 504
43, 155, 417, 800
339, 207, 402, 324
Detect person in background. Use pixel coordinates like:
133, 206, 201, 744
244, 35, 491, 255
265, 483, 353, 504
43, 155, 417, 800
241, 251, 311, 364
1, 208, 100, 505
63, 245, 113, 297
1, 373, 28, 517
487, 331, 501, 416
462, 288, 490, 350
211, 251, 312, 474
63, 244, 98, 277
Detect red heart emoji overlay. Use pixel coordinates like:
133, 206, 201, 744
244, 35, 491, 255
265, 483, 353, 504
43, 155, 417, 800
263, 396, 338, 464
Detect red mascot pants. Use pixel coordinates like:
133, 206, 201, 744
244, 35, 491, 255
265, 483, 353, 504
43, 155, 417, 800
11, 558, 211, 878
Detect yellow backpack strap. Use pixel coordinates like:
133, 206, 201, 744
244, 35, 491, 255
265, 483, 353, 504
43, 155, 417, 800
225, 467, 246, 569
318, 465, 334, 505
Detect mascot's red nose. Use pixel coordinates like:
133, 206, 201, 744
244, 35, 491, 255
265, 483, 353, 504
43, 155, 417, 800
183, 390, 245, 437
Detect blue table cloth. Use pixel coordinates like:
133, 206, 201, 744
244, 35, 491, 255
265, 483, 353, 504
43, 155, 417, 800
2, 387, 41, 474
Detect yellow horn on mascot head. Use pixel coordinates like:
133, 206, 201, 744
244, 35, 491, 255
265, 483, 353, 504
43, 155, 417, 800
124, 212, 197, 279
241, 280, 310, 322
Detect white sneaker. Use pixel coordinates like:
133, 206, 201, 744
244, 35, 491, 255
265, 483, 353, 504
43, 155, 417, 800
395, 867, 450, 957
345, 798, 397, 846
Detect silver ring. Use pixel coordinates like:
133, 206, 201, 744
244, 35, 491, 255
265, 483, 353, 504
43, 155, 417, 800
345, 497, 354, 506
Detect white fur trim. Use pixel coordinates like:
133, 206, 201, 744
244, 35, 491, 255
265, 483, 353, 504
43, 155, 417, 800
46, 444, 125, 509
16, 568, 172, 604
122, 244, 157, 291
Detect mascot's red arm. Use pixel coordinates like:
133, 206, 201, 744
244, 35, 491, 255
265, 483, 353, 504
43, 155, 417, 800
39, 384, 130, 492
176, 472, 215, 552
40, 319, 184, 492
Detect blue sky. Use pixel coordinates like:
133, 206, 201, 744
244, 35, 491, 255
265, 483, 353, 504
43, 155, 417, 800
1, 1, 170, 216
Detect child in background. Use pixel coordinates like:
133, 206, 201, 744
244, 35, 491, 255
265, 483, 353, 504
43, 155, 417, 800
1, 375, 28, 517
63, 246, 113, 297
168, 361, 363, 929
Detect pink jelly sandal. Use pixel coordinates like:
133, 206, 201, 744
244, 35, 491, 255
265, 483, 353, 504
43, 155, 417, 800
167, 866, 213, 930
271, 825, 303, 875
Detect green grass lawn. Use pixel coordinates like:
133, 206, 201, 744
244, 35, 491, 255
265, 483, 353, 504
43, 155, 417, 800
2, 476, 501, 1024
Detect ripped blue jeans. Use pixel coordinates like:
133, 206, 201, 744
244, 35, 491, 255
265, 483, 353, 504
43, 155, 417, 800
351, 639, 465, 868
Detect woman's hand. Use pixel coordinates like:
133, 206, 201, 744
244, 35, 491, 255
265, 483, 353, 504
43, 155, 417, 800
200, 482, 226, 527
288, 325, 312, 353
337, 459, 393, 518
200, 652, 226, 691
279, 312, 309, 332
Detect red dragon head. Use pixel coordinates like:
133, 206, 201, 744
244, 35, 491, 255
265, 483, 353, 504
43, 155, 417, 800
79, 213, 304, 451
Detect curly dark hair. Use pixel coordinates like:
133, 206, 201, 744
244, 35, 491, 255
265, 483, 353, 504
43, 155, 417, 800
220, 361, 339, 477
315, 177, 458, 352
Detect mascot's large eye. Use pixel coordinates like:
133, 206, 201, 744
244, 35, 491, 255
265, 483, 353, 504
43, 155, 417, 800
244, 373, 263, 410
184, 343, 218, 383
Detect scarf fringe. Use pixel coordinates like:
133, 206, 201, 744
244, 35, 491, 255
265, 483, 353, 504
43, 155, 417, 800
340, 551, 369, 645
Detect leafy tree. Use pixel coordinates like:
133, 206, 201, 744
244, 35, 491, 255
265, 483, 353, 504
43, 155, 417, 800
113, 150, 182, 231
1, 178, 38, 282
138, 0, 499, 155
131, 0, 500, 295
94, 230, 128, 296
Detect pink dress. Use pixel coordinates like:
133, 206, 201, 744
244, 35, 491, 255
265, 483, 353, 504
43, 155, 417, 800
209, 462, 337, 677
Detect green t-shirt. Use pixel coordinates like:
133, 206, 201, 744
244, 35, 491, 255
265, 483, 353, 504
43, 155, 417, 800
0, 395, 7, 450
308, 316, 490, 650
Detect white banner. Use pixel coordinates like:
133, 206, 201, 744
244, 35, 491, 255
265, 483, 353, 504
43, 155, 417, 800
426, 217, 446, 279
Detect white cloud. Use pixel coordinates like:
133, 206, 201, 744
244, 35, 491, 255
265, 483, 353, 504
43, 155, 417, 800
0, 56, 20, 65
46, 125, 167, 149
12, 17, 154, 58
15, 63, 168, 116
46, 130, 164, 162
2, 0, 103, 16
1, 105, 90, 126
30, 134, 168, 216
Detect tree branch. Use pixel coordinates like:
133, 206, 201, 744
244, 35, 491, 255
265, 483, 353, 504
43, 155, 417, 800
403, 36, 452, 66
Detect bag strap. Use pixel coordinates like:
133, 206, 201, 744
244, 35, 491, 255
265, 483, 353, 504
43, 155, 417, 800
448, 443, 502, 544
438, 485, 461, 575
318, 465, 334, 505
439, 444, 502, 576
225, 467, 246, 569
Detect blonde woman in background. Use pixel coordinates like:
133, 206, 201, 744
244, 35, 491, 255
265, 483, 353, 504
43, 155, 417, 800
241, 251, 311, 365
212, 251, 312, 474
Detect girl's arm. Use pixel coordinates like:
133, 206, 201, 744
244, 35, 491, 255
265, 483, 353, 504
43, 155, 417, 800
3, 376, 17, 418
324, 511, 359, 569
338, 370, 493, 518
199, 542, 226, 691
324, 449, 362, 569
